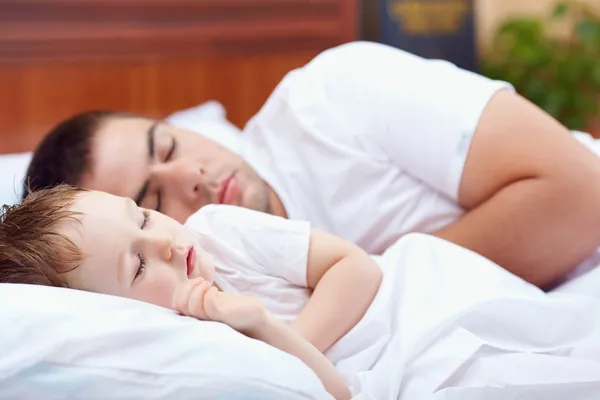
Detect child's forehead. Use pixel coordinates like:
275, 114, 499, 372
62, 191, 131, 237
61, 192, 130, 243
72, 190, 125, 214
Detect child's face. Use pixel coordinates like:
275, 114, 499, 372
61, 190, 215, 308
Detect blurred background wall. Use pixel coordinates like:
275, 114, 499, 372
363, 0, 600, 134
477, 0, 600, 50
0, 0, 357, 153
478, 0, 600, 134
0, 0, 599, 155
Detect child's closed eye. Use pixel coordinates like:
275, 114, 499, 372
133, 210, 151, 283
135, 254, 146, 281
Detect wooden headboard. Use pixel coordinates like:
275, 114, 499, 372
0, 0, 357, 154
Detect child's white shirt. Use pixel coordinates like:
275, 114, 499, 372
184, 204, 313, 325
184, 204, 392, 386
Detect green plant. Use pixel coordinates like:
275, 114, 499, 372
482, 1, 600, 130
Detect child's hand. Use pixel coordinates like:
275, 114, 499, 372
172, 278, 268, 334
174, 279, 350, 400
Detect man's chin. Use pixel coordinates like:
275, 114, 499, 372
242, 192, 271, 214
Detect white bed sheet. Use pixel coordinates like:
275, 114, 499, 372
554, 262, 600, 301
349, 234, 600, 400
4, 235, 600, 400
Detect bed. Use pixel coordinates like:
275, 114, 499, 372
3, 232, 600, 399
3, 122, 600, 399
4, 142, 600, 398
4, 3, 600, 398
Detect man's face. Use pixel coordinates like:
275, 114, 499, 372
81, 117, 270, 223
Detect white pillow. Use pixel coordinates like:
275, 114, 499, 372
0, 284, 332, 400
166, 101, 243, 153
0, 152, 32, 206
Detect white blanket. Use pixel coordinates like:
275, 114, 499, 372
555, 258, 600, 301
349, 234, 600, 399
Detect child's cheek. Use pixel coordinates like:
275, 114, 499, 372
137, 274, 180, 309
199, 251, 215, 282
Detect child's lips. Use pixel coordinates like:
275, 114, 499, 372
186, 246, 196, 278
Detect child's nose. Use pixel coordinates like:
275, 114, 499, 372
163, 243, 172, 261
151, 234, 173, 261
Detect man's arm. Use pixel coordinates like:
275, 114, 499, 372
308, 42, 600, 287
434, 90, 600, 287
290, 230, 383, 353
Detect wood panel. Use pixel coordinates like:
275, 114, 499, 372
0, 53, 316, 153
0, 0, 355, 61
0, 0, 358, 154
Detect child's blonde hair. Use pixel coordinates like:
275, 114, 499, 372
0, 185, 85, 287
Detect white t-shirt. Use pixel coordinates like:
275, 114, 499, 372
240, 41, 513, 255
185, 206, 600, 399
184, 204, 391, 387
185, 204, 312, 325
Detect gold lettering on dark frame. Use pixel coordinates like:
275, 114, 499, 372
387, 0, 470, 35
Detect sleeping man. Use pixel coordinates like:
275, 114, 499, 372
3, 185, 600, 399
24, 41, 600, 288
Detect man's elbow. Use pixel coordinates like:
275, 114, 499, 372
554, 158, 600, 225
538, 165, 600, 278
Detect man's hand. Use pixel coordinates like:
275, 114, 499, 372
172, 278, 267, 334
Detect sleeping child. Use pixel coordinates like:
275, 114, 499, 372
0, 185, 384, 400
6, 186, 600, 400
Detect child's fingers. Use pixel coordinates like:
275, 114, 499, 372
173, 278, 204, 315
187, 281, 213, 320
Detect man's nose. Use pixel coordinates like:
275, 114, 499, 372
154, 160, 206, 205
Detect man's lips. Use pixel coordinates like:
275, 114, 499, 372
218, 174, 238, 205
186, 246, 196, 278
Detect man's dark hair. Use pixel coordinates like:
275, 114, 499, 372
23, 110, 134, 199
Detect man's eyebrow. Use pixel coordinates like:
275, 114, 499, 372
147, 121, 159, 160
134, 122, 159, 205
